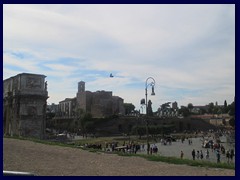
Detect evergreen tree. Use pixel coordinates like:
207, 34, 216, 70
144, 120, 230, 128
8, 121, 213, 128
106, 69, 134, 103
187, 103, 194, 113
224, 100, 228, 113
208, 102, 214, 114
147, 100, 153, 116
179, 106, 190, 117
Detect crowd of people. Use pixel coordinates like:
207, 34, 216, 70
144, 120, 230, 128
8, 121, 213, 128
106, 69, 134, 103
189, 147, 234, 163
179, 129, 236, 164
191, 149, 208, 160
76, 129, 235, 164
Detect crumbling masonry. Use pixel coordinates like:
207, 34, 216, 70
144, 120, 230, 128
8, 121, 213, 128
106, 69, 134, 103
3, 73, 48, 139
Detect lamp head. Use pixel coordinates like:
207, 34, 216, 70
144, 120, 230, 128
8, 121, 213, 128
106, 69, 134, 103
151, 86, 155, 96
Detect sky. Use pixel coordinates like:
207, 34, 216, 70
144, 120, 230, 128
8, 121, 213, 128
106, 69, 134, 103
3, 4, 235, 112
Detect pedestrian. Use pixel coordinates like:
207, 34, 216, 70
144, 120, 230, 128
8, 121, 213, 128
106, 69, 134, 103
216, 149, 221, 163
142, 144, 145, 151
205, 149, 209, 159
147, 143, 150, 155
181, 137, 184, 143
192, 149, 196, 160
153, 144, 158, 154
230, 149, 234, 162
180, 151, 184, 159
226, 150, 230, 164
196, 150, 200, 159
111, 143, 115, 152
211, 144, 214, 152
200, 150, 203, 160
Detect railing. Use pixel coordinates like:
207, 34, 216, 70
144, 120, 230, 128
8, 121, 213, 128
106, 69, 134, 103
3, 170, 35, 176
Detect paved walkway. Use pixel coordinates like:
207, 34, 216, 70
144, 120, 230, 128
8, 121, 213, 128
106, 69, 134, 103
140, 136, 235, 164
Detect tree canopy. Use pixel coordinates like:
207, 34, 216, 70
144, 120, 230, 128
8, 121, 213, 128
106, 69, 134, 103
123, 103, 135, 115
179, 106, 190, 117
187, 103, 193, 111
160, 102, 171, 111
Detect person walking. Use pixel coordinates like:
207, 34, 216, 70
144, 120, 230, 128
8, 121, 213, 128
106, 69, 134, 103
180, 151, 184, 159
200, 150, 204, 160
192, 149, 196, 160
196, 150, 200, 159
216, 149, 221, 163
226, 150, 230, 164
147, 143, 150, 155
142, 144, 145, 151
230, 149, 234, 163
205, 149, 209, 159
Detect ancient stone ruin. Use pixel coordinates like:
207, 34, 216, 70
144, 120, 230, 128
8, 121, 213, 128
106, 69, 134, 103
3, 73, 48, 139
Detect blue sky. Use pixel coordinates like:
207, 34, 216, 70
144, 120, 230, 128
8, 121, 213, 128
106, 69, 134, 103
3, 4, 235, 112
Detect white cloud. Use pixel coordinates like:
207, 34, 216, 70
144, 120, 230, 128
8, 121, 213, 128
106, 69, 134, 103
3, 4, 235, 110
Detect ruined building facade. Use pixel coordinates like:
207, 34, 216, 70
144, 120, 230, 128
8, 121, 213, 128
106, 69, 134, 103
3, 73, 48, 139
76, 81, 124, 118
52, 81, 122, 118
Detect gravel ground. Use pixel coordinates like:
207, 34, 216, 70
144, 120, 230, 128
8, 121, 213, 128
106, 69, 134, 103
3, 138, 235, 176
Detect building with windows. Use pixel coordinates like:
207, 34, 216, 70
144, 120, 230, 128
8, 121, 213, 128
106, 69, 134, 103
58, 98, 77, 118
55, 81, 125, 119
76, 81, 124, 118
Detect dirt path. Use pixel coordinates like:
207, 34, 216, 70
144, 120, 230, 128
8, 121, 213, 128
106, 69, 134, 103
3, 138, 235, 176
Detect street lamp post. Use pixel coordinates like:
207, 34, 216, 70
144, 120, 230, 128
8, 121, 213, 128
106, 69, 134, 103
145, 77, 155, 154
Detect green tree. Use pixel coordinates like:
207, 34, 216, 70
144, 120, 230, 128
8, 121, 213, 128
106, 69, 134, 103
127, 124, 133, 135
179, 106, 190, 117
148, 125, 158, 137
228, 100, 235, 116
123, 103, 135, 115
199, 108, 207, 115
162, 124, 175, 135
213, 106, 222, 115
224, 100, 228, 113
208, 102, 214, 114
132, 126, 146, 139
46, 111, 56, 129
179, 121, 184, 132
84, 121, 95, 136
118, 124, 123, 132
161, 102, 171, 111
187, 103, 194, 113
160, 102, 171, 117
75, 108, 93, 138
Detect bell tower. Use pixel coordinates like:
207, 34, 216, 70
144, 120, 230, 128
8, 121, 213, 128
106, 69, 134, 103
78, 81, 85, 92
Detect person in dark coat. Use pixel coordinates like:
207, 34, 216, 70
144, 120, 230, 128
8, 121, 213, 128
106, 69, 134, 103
192, 149, 196, 160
